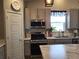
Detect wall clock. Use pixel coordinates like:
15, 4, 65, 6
11, 0, 21, 11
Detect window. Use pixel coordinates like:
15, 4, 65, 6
50, 11, 66, 32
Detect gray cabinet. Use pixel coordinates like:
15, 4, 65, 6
0, 45, 5, 59
25, 8, 31, 29
68, 9, 79, 29
24, 40, 30, 57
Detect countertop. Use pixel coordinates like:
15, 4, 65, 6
24, 37, 79, 44
24, 37, 79, 40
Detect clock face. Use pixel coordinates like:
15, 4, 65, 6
11, 0, 21, 11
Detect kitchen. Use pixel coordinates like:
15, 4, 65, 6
0, 0, 79, 59
24, 0, 79, 59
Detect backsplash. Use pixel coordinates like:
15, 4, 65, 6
47, 31, 73, 38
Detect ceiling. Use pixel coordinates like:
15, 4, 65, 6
24, 0, 79, 10
24, 0, 33, 2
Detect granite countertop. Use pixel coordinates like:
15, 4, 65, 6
24, 37, 79, 40
0, 40, 5, 47
24, 37, 79, 44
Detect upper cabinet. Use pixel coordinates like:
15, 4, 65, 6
37, 9, 45, 20
31, 8, 37, 20
25, 8, 31, 29
25, 8, 51, 29
30, 8, 46, 21
67, 9, 79, 29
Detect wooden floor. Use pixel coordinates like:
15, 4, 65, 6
25, 44, 79, 59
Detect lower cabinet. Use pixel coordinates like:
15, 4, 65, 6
24, 40, 43, 59
0, 45, 5, 59
24, 40, 31, 56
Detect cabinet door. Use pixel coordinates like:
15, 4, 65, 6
24, 40, 30, 56
30, 8, 46, 21
25, 8, 31, 29
38, 9, 45, 20
31, 8, 37, 20
0, 45, 5, 59
69, 9, 79, 28
6, 12, 24, 59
